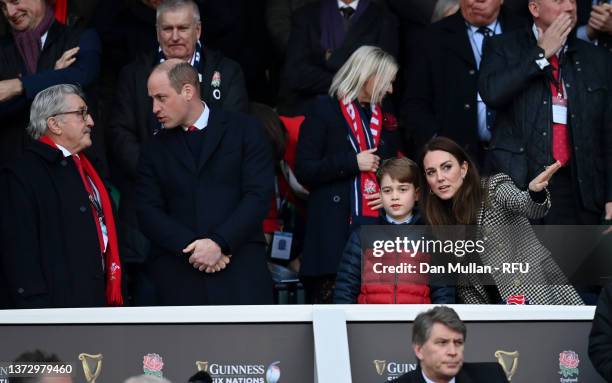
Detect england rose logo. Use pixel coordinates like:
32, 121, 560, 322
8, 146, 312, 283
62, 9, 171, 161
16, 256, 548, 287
143, 353, 164, 378
559, 350, 579, 379
364, 179, 377, 194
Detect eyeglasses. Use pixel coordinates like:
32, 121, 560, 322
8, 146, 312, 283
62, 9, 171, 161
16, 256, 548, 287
51, 108, 90, 122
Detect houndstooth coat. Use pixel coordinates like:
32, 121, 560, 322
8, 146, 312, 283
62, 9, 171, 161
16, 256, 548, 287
458, 173, 584, 305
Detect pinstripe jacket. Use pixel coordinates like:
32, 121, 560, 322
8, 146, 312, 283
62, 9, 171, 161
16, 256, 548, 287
458, 173, 583, 305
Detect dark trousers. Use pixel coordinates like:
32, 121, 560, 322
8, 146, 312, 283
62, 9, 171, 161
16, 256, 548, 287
300, 274, 336, 304
540, 165, 599, 225
538, 165, 601, 303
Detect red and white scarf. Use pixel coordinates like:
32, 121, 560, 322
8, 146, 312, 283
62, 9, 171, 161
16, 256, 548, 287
339, 98, 382, 223
39, 137, 123, 306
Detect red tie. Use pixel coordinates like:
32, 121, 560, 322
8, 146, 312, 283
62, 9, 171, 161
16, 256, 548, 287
187, 125, 198, 132
549, 55, 571, 166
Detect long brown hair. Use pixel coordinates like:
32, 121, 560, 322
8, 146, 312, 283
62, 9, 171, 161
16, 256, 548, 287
420, 137, 483, 225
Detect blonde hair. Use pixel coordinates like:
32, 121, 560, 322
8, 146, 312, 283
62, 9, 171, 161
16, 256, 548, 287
329, 45, 398, 105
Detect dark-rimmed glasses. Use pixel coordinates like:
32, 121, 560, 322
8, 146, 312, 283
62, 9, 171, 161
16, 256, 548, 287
50, 107, 89, 121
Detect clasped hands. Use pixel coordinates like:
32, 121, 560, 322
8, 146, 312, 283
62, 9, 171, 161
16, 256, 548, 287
183, 238, 231, 273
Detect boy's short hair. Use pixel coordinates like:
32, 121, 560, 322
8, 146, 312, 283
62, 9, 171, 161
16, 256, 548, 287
376, 157, 421, 189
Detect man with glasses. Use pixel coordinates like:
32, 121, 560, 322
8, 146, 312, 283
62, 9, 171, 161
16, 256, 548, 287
0, 0, 101, 166
0, 84, 123, 309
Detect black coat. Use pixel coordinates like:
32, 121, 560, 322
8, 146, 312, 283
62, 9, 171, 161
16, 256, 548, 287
295, 96, 399, 276
589, 283, 612, 382
109, 48, 248, 228
401, 9, 525, 159
391, 363, 508, 383
0, 141, 107, 308
479, 28, 612, 214
0, 22, 101, 166
135, 108, 274, 305
282, 0, 398, 114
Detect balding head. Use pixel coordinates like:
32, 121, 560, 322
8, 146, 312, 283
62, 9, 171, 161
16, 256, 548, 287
148, 59, 203, 129
152, 59, 200, 95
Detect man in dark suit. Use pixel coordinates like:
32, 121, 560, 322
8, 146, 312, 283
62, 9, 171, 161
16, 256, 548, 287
391, 306, 508, 383
0, 84, 122, 309
401, 0, 524, 166
136, 59, 274, 305
280, 0, 398, 115
108, 0, 249, 304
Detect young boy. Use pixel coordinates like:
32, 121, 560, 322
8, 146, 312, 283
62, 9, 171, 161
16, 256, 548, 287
333, 157, 455, 304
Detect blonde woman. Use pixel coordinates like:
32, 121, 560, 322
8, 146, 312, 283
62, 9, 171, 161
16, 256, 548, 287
295, 45, 400, 303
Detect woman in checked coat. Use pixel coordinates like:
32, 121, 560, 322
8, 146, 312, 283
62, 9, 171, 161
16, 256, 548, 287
419, 137, 583, 305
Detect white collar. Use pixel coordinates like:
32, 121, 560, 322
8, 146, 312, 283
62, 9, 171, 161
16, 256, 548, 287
421, 370, 456, 383
55, 143, 73, 158
385, 213, 414, 225
182, 102, 209, 132
532, 23, 540, 40
338, 0, 359, 10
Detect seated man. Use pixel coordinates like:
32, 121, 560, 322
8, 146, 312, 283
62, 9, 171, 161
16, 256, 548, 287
391, 306, 508, 383
0, 0, 101, 166
0, 84, 122, 308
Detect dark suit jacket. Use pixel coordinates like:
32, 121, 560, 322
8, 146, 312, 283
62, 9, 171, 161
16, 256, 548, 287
282, 0, 398, 114
401, 8, 525, 161
0, 141, 107, 308
135, 108, 274, 305
295, 96, 400, 276
392, 363, 508, 383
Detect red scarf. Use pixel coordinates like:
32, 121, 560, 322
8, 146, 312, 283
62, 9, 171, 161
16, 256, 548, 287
54, 0, 68, 24
339, 98, 382, 221
39, 137, 123, 306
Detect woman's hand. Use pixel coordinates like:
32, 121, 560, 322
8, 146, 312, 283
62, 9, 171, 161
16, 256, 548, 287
365, 193, 383, 210
528, 161, 562, 192
357, 148, 380, 172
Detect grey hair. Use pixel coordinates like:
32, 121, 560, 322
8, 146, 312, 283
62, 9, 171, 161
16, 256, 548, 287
412, 306, 467, 346
27, 84, 85, 140
156, 0, 201, 27
431, 0, 459, 23
123, 375, 172, 383
329, 45, 398, 105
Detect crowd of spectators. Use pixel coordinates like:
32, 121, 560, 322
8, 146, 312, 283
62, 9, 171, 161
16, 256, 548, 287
0, 0, 610, 308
